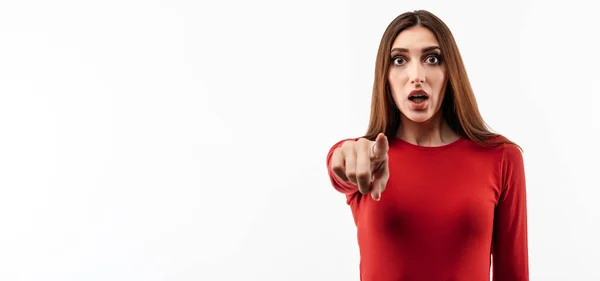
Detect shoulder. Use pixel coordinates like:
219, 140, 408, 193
501, 142, 524, 175
488, 136, 525, 184
463, 134, 523, 168
502, 142, 523, 162
488, 135, 523, 162
481, 134, 523, 157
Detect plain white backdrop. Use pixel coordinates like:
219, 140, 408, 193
0, 0, 598, 280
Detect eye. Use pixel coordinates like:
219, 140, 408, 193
391, 56, 406, 66
425, 54, 441, 65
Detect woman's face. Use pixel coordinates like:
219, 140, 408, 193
388, 26, 447, 124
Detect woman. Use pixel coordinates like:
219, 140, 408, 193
326, 10, 529, 281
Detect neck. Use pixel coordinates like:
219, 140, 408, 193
397, 112, 460, 147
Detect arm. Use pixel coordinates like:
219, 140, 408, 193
492, 144, 529, 280
326, 138, 359, 195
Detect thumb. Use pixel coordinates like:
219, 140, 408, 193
371, 133, 389, 159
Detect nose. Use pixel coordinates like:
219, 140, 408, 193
408, 62, 425, 84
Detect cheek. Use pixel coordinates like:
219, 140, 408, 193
387, 70, 409, 95
430, 71, 446, 99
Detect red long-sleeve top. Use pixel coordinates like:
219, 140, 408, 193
326, 136, 529, 281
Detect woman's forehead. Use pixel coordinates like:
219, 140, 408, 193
391, 26, 440, 51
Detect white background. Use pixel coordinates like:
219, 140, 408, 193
0, 0, 598, 280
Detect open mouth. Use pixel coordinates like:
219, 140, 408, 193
408, 90, 429, 104
408, 94, 429, 103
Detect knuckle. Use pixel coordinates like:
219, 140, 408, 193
341, 140, 355, 149
357, 138, 370, 149
331, 165, 344, 174
358, 185, 369, 194
356, 171, 370, 181
343, 145, 355, 155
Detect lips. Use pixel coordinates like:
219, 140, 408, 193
408, 90, 429, 108
408, 89, 429, 100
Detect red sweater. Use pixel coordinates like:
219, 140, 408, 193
326, 136, 529, 281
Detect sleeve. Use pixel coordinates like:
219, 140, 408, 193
325, 138, 359, 195
492, 144, 529, 280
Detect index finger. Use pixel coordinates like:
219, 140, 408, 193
371, 133, 389, 159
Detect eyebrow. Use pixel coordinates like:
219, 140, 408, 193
390, 46, 441, 53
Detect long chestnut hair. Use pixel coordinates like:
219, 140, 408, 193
362, 10, 519, 150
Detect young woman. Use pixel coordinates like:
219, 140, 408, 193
326, 10, 529, 281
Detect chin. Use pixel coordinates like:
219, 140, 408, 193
402, 111, 435, 123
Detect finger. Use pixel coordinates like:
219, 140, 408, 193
342, 142, 358, 185
356, 139, 372, 194
371, 133, 389, 160
371, 188, 381, 201
330, 148, 348, 182
371, 159, 390, 200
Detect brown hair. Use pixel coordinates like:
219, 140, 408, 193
362, 10, 520, 150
